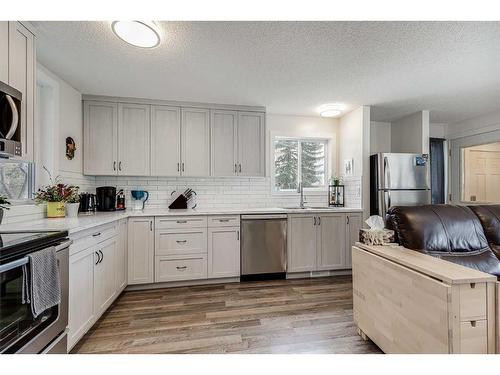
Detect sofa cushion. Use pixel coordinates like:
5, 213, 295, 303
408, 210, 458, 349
387, 205, 500, 277
469, 205, 500, 258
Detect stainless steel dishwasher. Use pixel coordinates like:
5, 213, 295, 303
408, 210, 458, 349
240, 214, 287, 281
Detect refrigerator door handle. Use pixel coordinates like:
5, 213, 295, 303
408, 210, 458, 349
384, 156, 391, 190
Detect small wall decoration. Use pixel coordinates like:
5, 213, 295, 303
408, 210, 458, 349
344, 158, 354, 176
66, 137, 76, 160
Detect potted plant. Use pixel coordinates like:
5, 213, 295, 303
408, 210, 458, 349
0, 195, 11, 224
65, 185, 80, 218
34, 169, 75, 218
331, 175, 342, 186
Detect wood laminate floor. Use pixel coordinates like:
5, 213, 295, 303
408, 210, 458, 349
72, 275, 382, 354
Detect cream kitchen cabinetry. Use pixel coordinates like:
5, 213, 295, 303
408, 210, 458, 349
345, 213, 362, 268
211, 110, 265, 177
7, 21, 35, 161
84, 101, 151, 176
151, 105, 181, 176
116, 219, 128, 291
68, 221, 126, 351
118, 103, 151, 175
128, 217, 154, 284
208, 226, 240, 278
0, 22, 8, 83
181, 108, 210, 176
287, 212, 359, 273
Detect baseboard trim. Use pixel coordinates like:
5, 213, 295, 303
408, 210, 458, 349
286, 269, 352, 279
125, 277, 241, 291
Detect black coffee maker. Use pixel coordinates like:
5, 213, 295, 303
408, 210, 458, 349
96, 186, 117, 211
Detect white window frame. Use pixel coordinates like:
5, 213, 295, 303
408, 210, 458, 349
271, 135, 331, 195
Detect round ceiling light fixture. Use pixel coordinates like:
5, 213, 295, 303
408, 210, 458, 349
318, 103, 343, 118
111, 21, 161, 48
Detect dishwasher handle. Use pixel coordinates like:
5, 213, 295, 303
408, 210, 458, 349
241, 214, 287, 220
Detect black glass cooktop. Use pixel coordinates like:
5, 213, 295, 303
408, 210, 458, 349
0, 230, 68, 264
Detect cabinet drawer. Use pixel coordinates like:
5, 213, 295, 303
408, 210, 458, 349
155, 216, 207, 229
69, 222, 118, 256
155, 229, 207, 256
460, 320, 488, 354
155, 255, 207, 282
459, 282, 487, 321
208, 215, 240, 228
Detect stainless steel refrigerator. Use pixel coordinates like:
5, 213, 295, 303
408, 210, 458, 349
370, 153, 431, 217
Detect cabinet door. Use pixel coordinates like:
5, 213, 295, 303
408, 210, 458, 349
211, 110, 237, 176
237, 112, 265, 176
181, 108, 210, 176
151, 105, 181, 176
8, 22, 34, 161
345, 213, 362, 268
0, 22, 8, 83
317, 214, 346, 270
94, 237, 117, 316
128, 217, 154, 284
83, 101, 118, 175
116, 219, 128, 291
118, 103, 151, 176
208, 227, 240, 278
68, 247, 96, 351
287, 215, 317, 272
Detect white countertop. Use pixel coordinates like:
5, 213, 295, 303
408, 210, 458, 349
0, 206, 363, 235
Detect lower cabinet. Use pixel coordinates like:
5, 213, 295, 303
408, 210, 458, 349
128, 217, 154, 284
68, 221, 127, 351
155, 254, 208, 282
287, 212, 361, 273
208, 227, 240, 278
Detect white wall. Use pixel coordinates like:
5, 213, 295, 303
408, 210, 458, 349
370, 121, 391, 154
446, 109, 500, 139
430, 123, 447, 139
391, 110, 430, 154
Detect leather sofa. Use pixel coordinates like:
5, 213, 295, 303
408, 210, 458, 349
386, 204, 500, 277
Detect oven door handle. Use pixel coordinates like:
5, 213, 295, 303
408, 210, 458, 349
54, 240, 72, 252
0, 256, 29, 273
4, 94, 19, 140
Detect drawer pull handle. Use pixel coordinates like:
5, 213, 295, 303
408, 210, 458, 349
218, 219, 230, 222
176, 266, 187, 271
176, 220, 187, 224
470, 321, 477, 327
92, 232, 101, 237
176, 240, 187, 244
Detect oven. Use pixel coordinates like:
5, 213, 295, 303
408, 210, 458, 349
0, 240, 70, 353
0, 80, 22, 158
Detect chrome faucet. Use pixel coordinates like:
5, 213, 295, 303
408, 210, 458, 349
297, 182, 306, 208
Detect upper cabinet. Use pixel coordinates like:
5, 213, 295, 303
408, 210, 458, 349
151, 105, 181, 176
84, 101, 118, 175
0, 22, 8, 83
6, 22, 35, 162
210, 110, 265, 177
83, 96, 265, 177
118, 103, 151, 176
181, 108, 210, 177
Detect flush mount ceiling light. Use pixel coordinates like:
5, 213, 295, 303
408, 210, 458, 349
318, 103, 343, 118
111, 21, 161, 48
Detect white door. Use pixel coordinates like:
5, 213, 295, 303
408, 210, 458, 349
83, 101, 118, 175
317, 214, 346, 270
287, 215, 317, 272
151, 105, 181, 176
237, 112, 265, 176
116, 219, 128, 291
211, 110, 237, 176
208, 227, 240, 278
181, 108, 210, 176
463, 149, 500, 202
94, 237, 117, 316
68, 247, 96, 350
128, 217, 154, 284
8, 22, 34, 161
118, 103, 151, 176
345, 213, 362, 268
0, 22, 8, 83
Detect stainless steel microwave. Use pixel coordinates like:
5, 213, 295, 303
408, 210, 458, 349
0, 81, 22, 157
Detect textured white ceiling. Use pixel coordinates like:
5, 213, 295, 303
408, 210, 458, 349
33, 21, 500, 123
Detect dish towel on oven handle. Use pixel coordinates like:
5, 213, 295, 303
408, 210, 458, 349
21, 246, 61, 318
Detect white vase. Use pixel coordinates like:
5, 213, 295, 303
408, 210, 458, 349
65, 202, 80, 218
